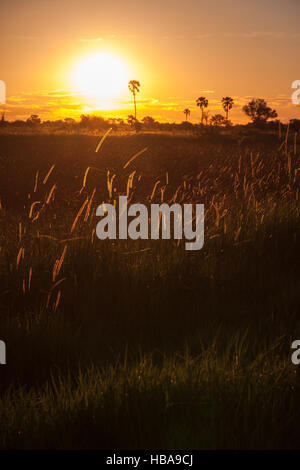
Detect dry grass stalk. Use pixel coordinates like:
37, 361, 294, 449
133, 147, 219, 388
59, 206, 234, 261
33, 171, 39, 192
95, 127, 112, 153
52, 245, 67, 282
79, 167, 91, 194
46, 184, 56, 204
123, 147, 148, 170
84, 188, 96, 222
16, 247, 25, 268
71, 198, 89, 233
150, 180, 160, 201
43, 164, 55, 184
29, 201, 41, 219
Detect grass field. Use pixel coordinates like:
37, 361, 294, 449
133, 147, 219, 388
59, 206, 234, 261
0, 131, 299, 449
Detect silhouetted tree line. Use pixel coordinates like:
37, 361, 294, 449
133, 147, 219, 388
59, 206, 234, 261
1, 89, 299, 132
1, 113, 299, 134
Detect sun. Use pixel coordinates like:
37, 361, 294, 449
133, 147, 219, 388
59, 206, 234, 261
72, 52, 130, 100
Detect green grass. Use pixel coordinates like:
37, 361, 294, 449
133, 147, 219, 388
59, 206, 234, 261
1, 343, 299, 450
0, 132, 299, 448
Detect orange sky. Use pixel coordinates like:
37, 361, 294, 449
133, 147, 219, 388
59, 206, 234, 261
1, 0, 300, 123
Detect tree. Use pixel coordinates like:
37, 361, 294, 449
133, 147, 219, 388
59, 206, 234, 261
64, 117, 75, 125
142, 116, 158, 129
243, 99, 277, 124
210, 114, 227, 126
203, 110, 210, 126
127, 114, 141, 132
222, 97, 234, 120
79, 114, 90, 127
127, 114, 137, 126
128, 80, 140, 119
183, 108, 191, 121
290, 119, 300, 132
196, 97, 208, 124
26, 114, 41, 125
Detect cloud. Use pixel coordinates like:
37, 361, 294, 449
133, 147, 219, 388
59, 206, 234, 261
4, 89, 90, 119
199, 90, 215, 94
77, 31, 300, 44
79, 37, 103, 43
224, 31, 300, 39
78, 34, 136, 43
4, 89, 299, 123
195, 33, 213, 39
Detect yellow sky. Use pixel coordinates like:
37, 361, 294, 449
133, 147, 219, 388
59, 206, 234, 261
1, 0, 300, 123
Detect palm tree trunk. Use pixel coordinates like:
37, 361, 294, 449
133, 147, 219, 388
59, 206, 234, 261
134, 93, 137, 119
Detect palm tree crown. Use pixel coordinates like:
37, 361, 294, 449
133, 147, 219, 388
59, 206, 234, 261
221, 97, 234, 120
183, 108, 191, 121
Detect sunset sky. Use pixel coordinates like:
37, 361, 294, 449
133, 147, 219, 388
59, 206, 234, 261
1, 0, 300, 123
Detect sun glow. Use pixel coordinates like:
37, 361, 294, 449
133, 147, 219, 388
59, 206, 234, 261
72, 52, 131, 101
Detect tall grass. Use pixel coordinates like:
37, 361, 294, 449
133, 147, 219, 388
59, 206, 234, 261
0, 132, 299, 448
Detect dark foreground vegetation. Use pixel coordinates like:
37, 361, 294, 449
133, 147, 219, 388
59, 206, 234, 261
0, 130, 299, 449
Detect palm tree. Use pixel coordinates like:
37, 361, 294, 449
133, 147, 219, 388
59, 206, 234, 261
221, 97, 234, 121
196, 97, 208, 124
128, 80, 140, 119
183, 108, 191, 121
203, 110, 210, 126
